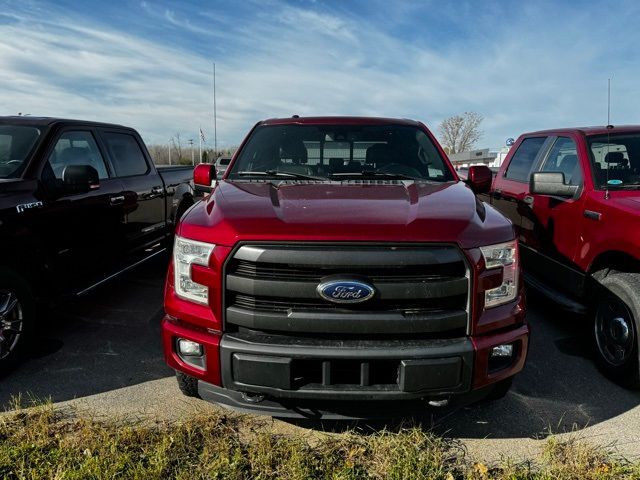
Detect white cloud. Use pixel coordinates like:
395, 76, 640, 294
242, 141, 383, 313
1, 1, 639, 149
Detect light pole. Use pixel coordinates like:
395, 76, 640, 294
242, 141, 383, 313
168, 139, 172, 165
188, 139, 194, 165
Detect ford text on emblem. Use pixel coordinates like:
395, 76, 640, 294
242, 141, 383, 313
317, 280, 375, 304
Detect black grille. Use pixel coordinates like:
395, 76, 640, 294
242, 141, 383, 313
291, 359, 400, 389
232, 293, 466, 314
224, 244, 470, 336
234, 260, 465, 282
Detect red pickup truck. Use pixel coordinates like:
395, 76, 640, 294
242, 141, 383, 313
489, 126, 640, 387
162, 116, 529, 418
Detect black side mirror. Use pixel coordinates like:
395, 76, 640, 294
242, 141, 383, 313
530, 172, 578, 197
62, 165, 100, 193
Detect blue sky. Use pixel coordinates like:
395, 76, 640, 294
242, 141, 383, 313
1, 0, 639, 149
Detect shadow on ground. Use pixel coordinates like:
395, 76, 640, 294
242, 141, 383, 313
0, 256, 174, 408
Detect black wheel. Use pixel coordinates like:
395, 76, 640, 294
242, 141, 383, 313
483, 377, 513, 402
176, 371, 200, 398
592, 272, 640, 389
0, 268, 35, 374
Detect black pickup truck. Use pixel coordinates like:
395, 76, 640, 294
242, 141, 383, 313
0, 116, 198, 371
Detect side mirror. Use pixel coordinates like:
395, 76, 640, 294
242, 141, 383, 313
62, 165, 99, 193
530, 172, 578, 197
194, 163, 216, 193
466, 165, 493, 194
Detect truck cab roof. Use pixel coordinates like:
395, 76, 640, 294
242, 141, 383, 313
259, 116, 422, 127
523, 125, 640, 137
0, 116, 131, 130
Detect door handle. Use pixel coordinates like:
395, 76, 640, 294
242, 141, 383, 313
110, 195, 125, 205
584, 210, 601, 221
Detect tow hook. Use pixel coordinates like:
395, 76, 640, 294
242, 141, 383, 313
428, 398, 449, 408
241, 392, 266, 403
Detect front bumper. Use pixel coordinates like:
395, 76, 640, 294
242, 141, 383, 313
163, 317, 529, 418
196, 379, 499, 419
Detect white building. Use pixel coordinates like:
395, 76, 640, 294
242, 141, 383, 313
448, 147, 511, 169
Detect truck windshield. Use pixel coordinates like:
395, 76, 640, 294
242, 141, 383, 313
0, 125, 41, 178
227, 124, 454, 182
588, 133, 640, 189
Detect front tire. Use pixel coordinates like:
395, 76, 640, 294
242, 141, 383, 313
483, 377, 513, 402
0, 268, 35, 375
176, 371, 200, 398
592, 271, 640, 389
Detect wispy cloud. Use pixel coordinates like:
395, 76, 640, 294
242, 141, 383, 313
0, 0, 639, 148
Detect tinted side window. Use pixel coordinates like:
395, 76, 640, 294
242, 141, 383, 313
102, 132, 149, 177
45, 131, 109, 181
540, 137, 582, 185
505, 137, 546, 182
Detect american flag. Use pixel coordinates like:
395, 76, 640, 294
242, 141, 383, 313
199, 128, 206, 143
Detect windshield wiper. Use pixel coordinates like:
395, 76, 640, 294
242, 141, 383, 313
237, 170, 324, 181
329, 170, 418, 180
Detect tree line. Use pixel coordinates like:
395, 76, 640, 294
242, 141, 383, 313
146, 132, 237, 165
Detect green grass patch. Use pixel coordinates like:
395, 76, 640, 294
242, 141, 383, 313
1, 404, 639, 479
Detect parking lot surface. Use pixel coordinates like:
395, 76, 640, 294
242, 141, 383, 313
1, 256, 639, 462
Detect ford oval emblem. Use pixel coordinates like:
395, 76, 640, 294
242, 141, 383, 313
317, 280, 376, 304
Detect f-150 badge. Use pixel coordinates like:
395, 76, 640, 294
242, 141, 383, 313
16, 201, 43, 213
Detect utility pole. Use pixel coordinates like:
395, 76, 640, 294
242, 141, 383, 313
189, 139, 194, 165
168, 139, 172, 165
213, 62, 217, 159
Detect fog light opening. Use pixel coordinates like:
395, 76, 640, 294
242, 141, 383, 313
178, 338, 203, 356
176, 338, 206, 370
491, 344, 514, 358
488, 343, 517, 373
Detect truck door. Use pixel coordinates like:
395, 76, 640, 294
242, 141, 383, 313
39, 128, 126, 292
98, 130, 166, 255
490, 136, 550, 236
520, 135, 587, 296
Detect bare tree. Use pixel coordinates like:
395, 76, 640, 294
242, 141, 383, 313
171, 133, 183, 161
438, 112, 483, 154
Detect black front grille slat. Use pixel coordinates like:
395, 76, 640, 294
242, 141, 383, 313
224, 244, 470, 336
234, 259, 465, 282
232, 293, 466, 313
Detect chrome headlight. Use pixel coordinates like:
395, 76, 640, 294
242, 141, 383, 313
173, 236, 215, 304
480, 240, 519, 308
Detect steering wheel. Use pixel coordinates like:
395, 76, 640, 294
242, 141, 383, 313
377, 163, 423, 178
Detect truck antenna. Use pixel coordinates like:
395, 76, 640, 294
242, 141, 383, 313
605, 78, 612, 200
607, 77, 611, 126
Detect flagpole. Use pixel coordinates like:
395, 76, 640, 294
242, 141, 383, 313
199, 126, 202, 164
213, 61, 217, 159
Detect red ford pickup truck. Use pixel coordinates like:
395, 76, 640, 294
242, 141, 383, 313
162, 116, 529, 418
488, 126, 640, 387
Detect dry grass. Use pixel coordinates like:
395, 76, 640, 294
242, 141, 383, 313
1, 404, 639, 479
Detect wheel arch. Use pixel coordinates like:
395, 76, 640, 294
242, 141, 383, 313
588, 250, 640, 277
0, 241, 49, 301
171, 184, 196, 226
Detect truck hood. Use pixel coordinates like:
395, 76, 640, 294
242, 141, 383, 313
180, 180, 514, 249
